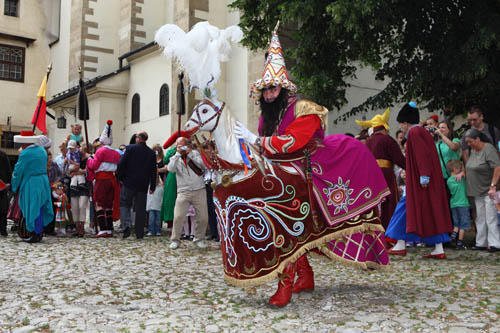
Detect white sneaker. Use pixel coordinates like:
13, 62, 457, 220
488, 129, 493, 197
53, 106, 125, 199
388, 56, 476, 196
169, 240, 180, 250
155, 232, 161, 236
146, 232, 153, 237
195, 240, 207, 249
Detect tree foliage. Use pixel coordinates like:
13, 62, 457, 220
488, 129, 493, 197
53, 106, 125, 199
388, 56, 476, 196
230, 0, 500, 125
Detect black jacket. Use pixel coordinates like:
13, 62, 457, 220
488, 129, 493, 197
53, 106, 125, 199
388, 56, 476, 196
0, 149, 11, 184
117, 143, 157, 192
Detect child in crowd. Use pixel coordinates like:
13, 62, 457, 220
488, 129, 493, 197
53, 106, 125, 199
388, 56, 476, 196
446, 160, 471, 249
181, 204, 196, 241
66, 140, 86, 188
489, 186, 500, 227
146, 176, 164, 236
66, 124, 83, 146
52, 182, 68, 236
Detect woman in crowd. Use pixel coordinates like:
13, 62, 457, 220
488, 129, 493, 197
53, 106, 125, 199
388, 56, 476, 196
160, 145, 177, 229
44, 149, 62, 235
70, 143, 91, 237
435, 121, 461, 181
395, 129, 405, 153
152, 144, 167, 183
464, 129, 500, 252
425, 114, 439, 128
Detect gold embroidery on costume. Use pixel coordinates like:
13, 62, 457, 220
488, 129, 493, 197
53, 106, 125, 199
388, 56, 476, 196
294, 99, 329, 128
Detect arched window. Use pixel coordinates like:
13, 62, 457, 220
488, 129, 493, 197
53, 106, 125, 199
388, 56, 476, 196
131, 93, 140, 123
159, 84, 169, 116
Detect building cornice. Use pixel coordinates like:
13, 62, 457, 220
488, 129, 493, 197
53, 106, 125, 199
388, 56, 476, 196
0, 32, 36, 47
47, 65, 130, 107
118, 41, 157, 68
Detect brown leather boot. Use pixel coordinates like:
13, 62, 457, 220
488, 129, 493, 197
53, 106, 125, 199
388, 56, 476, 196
292, 254, 314, 293
269, 262, 296, 307
76, 222, 85, 237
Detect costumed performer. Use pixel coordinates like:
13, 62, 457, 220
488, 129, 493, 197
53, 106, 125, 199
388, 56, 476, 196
355, 109, 406, 230
233, 27, 391, 307
385, 102, 452, 258
86, 120, 121, 238
11, 131, 54, 243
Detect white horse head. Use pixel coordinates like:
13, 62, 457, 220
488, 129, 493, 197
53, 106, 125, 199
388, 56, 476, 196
185, 98, 243, 165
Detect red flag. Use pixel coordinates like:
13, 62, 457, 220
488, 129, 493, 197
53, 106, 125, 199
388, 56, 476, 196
31, 74, 48, 134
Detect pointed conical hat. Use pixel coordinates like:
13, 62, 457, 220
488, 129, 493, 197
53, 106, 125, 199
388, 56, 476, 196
250, 31, 297, 100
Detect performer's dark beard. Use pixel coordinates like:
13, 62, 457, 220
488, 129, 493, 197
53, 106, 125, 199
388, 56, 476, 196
260, 89, 288, 136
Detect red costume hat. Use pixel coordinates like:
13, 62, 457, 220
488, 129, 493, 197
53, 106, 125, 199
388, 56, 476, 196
13, 130, 41, 144
162, 128, 198, 149
429, 114, 439, 123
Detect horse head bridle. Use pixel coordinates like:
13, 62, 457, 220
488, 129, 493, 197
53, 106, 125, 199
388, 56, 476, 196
187, 99, 225, 133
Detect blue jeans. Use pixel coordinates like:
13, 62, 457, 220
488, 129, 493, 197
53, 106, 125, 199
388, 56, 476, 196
148, 210, 160, 235
451, 206, 471, 230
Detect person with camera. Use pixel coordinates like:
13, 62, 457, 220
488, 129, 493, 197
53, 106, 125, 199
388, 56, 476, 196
435, 121, 460, 181
167, 136, 208, 250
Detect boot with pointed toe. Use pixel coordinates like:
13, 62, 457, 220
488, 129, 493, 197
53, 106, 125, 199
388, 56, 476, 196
269, 262, 296, 307
292, 255, 314, 293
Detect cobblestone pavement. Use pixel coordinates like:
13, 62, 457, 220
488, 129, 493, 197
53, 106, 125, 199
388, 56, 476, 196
0, 231, 498, 333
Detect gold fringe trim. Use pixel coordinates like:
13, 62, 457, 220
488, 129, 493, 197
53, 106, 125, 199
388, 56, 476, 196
223, 222, 389, 288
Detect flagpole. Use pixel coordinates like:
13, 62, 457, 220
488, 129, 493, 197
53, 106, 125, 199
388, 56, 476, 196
177, 72, 185, 139
78, 67, 90, 149
32, 63, 52, 133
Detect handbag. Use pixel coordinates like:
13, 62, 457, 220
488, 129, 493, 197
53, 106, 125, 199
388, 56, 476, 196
7, 194, 22, 223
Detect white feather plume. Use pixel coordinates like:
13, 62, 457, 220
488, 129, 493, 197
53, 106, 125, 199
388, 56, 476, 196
154, 22, 243, 94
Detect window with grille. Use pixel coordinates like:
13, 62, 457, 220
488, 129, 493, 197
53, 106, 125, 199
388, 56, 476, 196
0, 131, 19, 149
131, 93, 140, 123
4, 0, 19, 17
159, 84, 169, 116
0, 44, 24, 82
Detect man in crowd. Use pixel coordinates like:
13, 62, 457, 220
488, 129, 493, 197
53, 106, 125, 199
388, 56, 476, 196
0, 148, 11, 236
461, 105, 500, 163
167, 136, 208, 250
54, 141, 67, 172
117, 131, 157, 239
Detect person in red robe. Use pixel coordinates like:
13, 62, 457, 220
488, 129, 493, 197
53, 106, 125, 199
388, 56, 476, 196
387, 102, 452, 259
356, 109, 406, 230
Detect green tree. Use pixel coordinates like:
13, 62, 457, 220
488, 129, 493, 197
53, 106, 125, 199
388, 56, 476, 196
230, 0, 500, 126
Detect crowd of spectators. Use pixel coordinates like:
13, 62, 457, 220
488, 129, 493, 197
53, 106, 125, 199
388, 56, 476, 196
0, 123, 219, 245
359, 105, 500, 252
1, 105, 498, 253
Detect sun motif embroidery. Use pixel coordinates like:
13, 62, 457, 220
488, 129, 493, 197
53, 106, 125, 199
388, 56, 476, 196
323, 177, 354, 214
